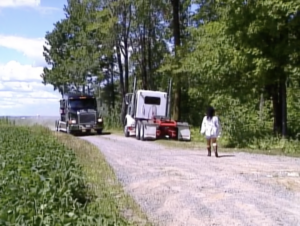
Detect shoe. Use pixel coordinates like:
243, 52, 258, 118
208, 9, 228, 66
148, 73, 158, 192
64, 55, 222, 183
207, 147, 211, 156
214, 146, 218, 157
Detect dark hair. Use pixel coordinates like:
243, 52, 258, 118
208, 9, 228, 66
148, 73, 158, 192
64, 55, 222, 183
206, 106, 215, 120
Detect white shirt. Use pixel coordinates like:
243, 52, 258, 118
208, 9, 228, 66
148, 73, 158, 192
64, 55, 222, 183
200, 116, 222, 137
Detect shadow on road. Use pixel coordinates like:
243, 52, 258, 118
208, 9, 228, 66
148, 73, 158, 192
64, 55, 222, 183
217, 154, 235, 158
76, 132, 112, 137
98, 132, 111, 136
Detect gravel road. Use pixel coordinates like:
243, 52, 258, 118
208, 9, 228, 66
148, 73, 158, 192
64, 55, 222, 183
80, 134, 300, 226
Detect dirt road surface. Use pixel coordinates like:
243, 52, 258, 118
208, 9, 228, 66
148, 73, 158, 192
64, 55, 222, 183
80, 134, 300, 226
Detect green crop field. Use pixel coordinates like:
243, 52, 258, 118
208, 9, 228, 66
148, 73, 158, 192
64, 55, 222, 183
0, 117, 150, 226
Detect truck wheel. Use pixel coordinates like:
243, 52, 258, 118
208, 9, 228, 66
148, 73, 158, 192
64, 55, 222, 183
55, 120, 58, 132
124, 126, 129, 137
66, 125, 71, 134
135, 121, 140, 140
140, 122, 145, 141
96, 129, 102, 135
124, 119, 129, 137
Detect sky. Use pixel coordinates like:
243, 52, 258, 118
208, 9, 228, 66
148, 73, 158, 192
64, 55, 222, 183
0, 0, 68, 116
0, 1, 200, 116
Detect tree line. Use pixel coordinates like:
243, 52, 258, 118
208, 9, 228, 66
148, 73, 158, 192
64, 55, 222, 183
41, 0, 300, 149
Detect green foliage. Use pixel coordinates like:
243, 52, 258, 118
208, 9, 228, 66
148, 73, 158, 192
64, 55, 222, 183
104, 107, 123, 130
41, 0, 300, 152
210, 94, 272, 146
0, 123, 129, 225
287, 87, 300, 138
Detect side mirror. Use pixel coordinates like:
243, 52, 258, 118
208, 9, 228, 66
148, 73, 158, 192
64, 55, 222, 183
125, 93, 132, 105
59, 100, 65, 108
127, 104, 132, 114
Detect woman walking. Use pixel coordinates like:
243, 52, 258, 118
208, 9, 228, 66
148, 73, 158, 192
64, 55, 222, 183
200, 106, 221, 157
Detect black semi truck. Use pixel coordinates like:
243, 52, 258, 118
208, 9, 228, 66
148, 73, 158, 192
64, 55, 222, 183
55, 92, 104, 135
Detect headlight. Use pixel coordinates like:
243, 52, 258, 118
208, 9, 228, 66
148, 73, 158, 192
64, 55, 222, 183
71, 119, 76, 124
98, 118, 102, 122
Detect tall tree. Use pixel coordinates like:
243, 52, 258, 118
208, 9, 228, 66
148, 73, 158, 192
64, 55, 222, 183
223, 0, 300, 137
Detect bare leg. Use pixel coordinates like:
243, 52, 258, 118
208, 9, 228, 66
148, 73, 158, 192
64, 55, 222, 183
211, 137, 218, 157
206, 138, 211, 156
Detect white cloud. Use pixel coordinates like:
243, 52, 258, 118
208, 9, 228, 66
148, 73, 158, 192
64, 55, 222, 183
0, 0, 59, 15
0, 61, 61, 116
0, 61, 43, 81
0, 0, 39, 7
0, 35, 47, 66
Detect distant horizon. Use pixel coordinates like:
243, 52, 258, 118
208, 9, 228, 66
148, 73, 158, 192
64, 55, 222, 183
0, 115, 59, 117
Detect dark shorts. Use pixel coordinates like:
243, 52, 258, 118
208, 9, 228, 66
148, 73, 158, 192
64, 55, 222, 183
206, 135, 217, 140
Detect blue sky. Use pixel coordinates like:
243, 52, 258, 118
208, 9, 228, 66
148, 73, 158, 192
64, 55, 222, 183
0, 0, 67, 116
0, 1, 199, 116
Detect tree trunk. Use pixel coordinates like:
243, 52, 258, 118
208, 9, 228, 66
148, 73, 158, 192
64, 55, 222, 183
171, 0, 181, 121
116, 42, 126, 123
271, 82, 282, 135
110, 62, 115, 109
147, 0, 153, 90
116, 44, 124, 97
124, 36, 129, 94
140, 0, 147, 90
259, 93, 264, 121
142, 21, 147, 90
106, 77, 112, 114
280, 78, 287, 138
122, 3, 131, 94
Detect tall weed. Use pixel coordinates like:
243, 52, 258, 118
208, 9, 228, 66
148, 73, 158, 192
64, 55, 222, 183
103, 108, 123, 130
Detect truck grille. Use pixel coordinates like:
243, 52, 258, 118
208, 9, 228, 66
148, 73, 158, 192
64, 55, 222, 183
79, 113, 96, 124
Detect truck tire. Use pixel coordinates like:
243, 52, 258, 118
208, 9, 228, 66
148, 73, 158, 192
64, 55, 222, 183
66, 124, 71, 134
135, 120, 140, 140
96, 129, 102, 135
124, 126, 129, 137
140, 122, 145, 141
55, 120, 59, 132
124, 120, 129, 137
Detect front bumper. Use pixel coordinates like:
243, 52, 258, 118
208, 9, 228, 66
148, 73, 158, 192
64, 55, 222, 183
69, 122, 103, 133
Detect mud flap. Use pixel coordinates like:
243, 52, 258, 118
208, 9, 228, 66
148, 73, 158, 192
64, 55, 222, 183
143, 122, 158, 140
177, 122, 191, 141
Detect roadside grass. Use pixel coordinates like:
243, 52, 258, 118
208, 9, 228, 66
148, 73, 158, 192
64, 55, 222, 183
0, 123, 112, 225
107, 128, 123, 135
0, 117, 151, 226
54, 131, 152, 226
105, 126, 300, 158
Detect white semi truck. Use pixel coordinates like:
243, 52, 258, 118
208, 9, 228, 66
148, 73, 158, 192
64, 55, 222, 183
123, 77, 191, 141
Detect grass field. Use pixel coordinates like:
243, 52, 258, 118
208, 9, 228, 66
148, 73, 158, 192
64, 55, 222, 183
0, 117, 151, 226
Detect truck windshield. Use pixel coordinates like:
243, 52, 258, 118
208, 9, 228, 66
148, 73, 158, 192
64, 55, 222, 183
69, 99, 97, 109
144, 96, 161, 105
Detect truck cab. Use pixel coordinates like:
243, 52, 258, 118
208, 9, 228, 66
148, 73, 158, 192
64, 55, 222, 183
125, 90, 168, 120
56, 92, 104, 135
